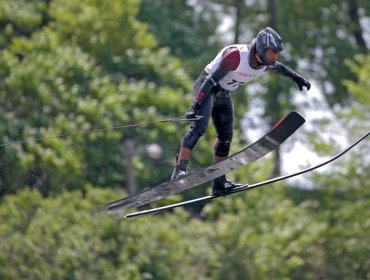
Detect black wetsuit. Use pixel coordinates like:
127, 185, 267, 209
182, 70, 234, 157
181, 40, 310, 158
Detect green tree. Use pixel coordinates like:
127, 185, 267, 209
49, 0, 156, 72
138, 0, 222, 77
0, 187, 218, 279
287, 53, 370, 279
0, 0, 51, 48
0, 0, 196, 196
343, 54, 370, 125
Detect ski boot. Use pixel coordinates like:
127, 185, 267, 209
171, 159, 190, 180
212, 175, 243, 196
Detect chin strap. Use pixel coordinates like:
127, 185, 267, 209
248, 39, 266, 69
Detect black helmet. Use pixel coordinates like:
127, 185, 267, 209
256, 27, 284, 65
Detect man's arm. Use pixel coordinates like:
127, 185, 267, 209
269, 61, 311, 91
194, 47, 240, 105
186, 47, 240, 119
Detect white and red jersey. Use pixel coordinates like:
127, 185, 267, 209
205, 44, 268, 91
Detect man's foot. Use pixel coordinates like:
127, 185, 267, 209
212, 176, 243, 196
171, 160, 190, 180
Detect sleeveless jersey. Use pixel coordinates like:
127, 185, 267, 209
205, 44, 268, 91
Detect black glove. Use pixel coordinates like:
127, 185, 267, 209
293, 74, 311, 91
185, 103, 201, 119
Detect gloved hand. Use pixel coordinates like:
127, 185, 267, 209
185, 103, 201, 119
293, 74, 311, 91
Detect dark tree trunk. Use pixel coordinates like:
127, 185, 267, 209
347, 0, 368, 52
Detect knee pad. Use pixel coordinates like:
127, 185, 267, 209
182, 124, 207, 150
214, 137, 232, 157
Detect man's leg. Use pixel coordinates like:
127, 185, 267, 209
171, 91, 213, 180
211, 92, 241, 194
170, 147, 192, 180
212, 91, 234, 160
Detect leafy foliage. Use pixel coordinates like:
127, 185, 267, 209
138, 0, 223, 77
0, 0, 369, 278
0, 0, 193, 196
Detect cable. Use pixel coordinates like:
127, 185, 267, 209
0, 115, 202, 148
240, 130, 370, 191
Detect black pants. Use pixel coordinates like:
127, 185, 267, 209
182, 71, 234, 157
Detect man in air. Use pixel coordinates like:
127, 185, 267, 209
171, 27, 311, 196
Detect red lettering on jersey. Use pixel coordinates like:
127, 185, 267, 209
237, 71, 257, 78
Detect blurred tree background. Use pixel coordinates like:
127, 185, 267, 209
0, 0, 369, 279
